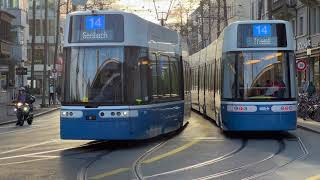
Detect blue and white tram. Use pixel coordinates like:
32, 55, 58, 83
60, 10, 191, 140
190, 20, 297, 131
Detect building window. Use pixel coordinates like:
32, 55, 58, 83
48, 19, 55, 36
35, 19, 41, 36
318, 7, 320, 33
251, 2, 254, 20
29, 20, 33, 36
292, 20, 296, 36
8, 0, 19, 8
311, 8, 317, 34
299, 16, 304, 35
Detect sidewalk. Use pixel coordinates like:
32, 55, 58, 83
297, 118, 320, 133
0, 96, 60, 125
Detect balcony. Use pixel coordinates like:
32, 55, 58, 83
0, 40, 13, 57
271, 0, 297, 20
299, 0, 320, 6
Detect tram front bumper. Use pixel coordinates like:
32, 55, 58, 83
221, 112, 297, 131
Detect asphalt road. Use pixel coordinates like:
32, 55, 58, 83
0, 111, 319, 180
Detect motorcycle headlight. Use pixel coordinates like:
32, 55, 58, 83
23, 106, 29, 112
17, 102, 23, 107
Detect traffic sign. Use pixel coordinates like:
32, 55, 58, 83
296, 60, 307, 71
16, 68, 27, 75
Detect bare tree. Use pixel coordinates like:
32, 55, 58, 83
216, 0, 221, 37
223, 0, 228, 26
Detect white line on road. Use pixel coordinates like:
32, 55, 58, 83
0, 157, 57, 166
0, 139, 59, 155
0, 147, 72, 160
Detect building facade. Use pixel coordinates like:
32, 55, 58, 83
0, 11, 15, 95
0, 0, 29, 89
187, 0, 251, 54
27, 0, 63, 94
251, 0, 320, 94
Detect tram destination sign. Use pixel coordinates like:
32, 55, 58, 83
237, 23, 287, 48
69, 14, 124, 43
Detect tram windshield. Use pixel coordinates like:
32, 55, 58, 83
222, 51, 296, 101
63, 46, 124, 104
63, 46, 183, 105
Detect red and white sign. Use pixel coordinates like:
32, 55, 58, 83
271, 105, 296, 112
296, 60, 307, 71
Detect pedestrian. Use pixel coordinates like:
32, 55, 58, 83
307, 81, 316, 97
56, 86, 61, 102
301, 80, 309, 93
49, 84, 54, 105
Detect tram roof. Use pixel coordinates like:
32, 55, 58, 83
64, 10, 180, 54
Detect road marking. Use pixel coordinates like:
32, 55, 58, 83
0, 139, 58, 155
90, 168, 130, 180
27, 155, 59, 158
142, 139, 199, 164
0, 147, 71, 160
0, 157, 57, 166
90, 139, 200, 180
306, 175, 320, 180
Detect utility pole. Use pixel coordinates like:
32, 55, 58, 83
208, 0, 212, 43
258, 0, 262, 20
42, 0, 48, 107
53, 0, 61, 105
267, 0, 272, 19
216, 0, 221, 37
31, 0, 36, 90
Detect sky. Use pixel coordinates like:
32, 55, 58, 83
77, 0, 199, 26
105, 0, 199, 25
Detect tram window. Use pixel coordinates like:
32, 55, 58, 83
158, 55, 171, 99
125, 47, 151, 104
170, 57, 181, 98
222, 53, 234, 99
150, 53, 159, 100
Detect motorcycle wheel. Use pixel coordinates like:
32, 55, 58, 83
27, 118, 33, 125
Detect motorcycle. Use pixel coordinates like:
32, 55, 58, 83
14, 102, 33, 126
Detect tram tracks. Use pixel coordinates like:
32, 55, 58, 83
192, 136, 308, 180
132, 141, 169, 180
134, 135, 308, 180
144, 139, 248, 179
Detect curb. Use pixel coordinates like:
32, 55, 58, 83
297, 121, 320, 134
0, 107, 60, 126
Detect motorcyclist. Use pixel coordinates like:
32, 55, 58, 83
16, 87, 35, 114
